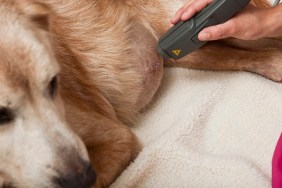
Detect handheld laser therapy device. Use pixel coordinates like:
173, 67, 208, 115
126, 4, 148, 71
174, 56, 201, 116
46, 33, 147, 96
158, 0, 251, 59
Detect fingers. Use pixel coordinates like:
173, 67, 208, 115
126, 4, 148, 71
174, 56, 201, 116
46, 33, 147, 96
171, 1, 194, 24
181, 0, 214, 20
170, 7, 186, 25
171, 0, 214, 25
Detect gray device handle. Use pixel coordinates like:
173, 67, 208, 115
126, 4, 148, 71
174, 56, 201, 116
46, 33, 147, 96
158, 0, 250, 59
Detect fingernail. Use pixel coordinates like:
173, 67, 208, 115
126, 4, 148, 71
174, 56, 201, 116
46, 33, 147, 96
199, 32, 210, 41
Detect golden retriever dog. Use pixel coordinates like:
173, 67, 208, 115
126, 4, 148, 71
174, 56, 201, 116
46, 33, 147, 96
0, 0, 281, 188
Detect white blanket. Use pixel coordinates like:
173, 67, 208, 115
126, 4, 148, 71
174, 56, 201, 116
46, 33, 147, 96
111, 68, 282, 188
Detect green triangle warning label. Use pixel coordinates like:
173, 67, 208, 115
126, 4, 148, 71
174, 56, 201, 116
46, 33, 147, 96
172, 49, 182, 56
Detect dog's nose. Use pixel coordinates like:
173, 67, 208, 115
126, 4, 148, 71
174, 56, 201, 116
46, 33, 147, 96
54, 162, 96, 188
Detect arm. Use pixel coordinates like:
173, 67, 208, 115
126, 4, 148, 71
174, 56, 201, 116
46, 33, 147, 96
171, 0, 282, 41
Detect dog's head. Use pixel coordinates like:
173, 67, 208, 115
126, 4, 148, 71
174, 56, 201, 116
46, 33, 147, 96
0, 1, 95, 188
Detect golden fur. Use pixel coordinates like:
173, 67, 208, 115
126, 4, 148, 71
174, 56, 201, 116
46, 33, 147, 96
0, 0, 282, 188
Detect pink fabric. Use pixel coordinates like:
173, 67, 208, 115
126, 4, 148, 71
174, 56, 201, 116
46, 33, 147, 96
273, 133, 282, 188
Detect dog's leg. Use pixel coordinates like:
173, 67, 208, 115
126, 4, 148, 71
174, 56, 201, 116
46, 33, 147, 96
153, 0, 281, 81
165, 38, 282, 82
87, 119, 139, 188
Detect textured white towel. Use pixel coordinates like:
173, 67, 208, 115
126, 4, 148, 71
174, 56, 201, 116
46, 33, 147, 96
111, 68, 282, 188
110, 0, 282, 187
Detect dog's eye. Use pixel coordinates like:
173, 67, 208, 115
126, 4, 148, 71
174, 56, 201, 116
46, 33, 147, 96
48, 76, 58, 98
0, 108, 14, 125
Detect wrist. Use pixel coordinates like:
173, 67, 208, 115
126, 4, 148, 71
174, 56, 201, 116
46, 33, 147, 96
263, 4, 282, 38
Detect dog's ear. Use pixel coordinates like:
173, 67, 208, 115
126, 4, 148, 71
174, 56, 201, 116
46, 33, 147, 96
19, 1, 50, 31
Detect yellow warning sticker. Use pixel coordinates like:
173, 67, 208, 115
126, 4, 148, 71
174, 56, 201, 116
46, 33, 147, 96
172, 49, 182, 56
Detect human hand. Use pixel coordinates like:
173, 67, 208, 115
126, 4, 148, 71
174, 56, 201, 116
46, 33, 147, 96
171, 0, 273, 41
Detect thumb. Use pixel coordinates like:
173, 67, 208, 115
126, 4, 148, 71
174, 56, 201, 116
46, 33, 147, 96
198, 22, 233, 41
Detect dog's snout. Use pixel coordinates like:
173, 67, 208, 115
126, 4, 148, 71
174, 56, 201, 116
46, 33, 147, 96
54, 162, 96, 188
